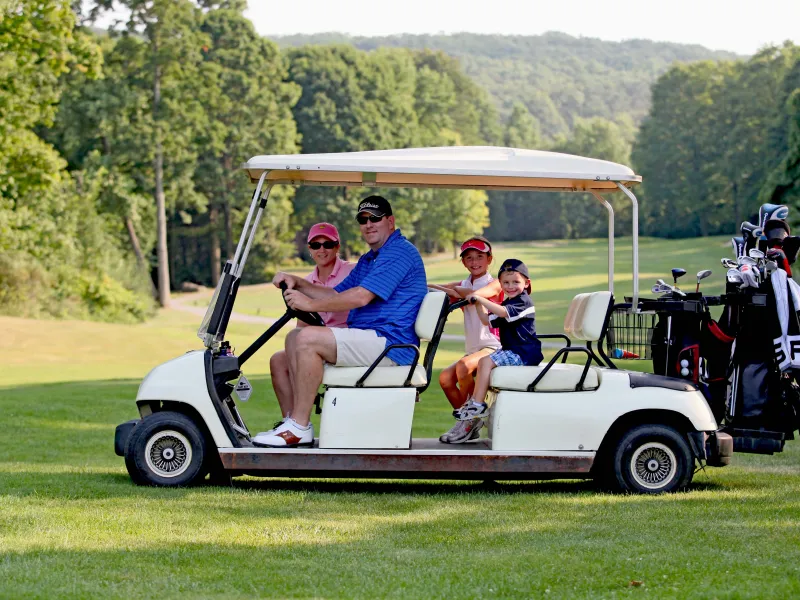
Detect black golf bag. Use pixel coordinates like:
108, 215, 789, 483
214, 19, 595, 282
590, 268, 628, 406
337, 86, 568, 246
650, 297, 734, 423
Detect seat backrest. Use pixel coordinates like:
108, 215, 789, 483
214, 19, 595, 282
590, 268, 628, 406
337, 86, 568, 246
415, 291, 448, 341
563, 291, 612, 342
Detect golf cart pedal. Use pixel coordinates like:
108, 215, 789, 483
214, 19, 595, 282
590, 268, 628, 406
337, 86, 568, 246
231, 423, 250, 437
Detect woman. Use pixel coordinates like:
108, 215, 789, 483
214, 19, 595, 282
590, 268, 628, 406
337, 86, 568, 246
265, 222, 354, 432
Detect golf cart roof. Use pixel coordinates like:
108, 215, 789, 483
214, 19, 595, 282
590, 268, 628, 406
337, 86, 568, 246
243, 146, 641, 192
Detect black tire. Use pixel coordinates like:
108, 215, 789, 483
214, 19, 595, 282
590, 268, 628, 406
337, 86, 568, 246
608, 424, 694, 494
124, 411, 208, 487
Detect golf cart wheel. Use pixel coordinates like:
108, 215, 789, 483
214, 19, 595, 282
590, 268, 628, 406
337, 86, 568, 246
610, 424, 694, 494
124, 411, 208, 487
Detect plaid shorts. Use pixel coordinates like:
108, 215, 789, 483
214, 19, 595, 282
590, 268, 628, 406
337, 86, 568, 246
489, 349, 524, 367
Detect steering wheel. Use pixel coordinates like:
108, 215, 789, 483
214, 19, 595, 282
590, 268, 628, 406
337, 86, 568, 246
279, 282, 325, 327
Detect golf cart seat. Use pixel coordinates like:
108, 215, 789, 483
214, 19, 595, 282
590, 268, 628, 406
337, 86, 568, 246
321, 290, 449, 388
491, 291, 613, 392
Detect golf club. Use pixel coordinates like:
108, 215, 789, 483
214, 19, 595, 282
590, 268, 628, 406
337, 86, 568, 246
695, 269, 712, 292
721, 258, 738, 269
671, 268, 687, 287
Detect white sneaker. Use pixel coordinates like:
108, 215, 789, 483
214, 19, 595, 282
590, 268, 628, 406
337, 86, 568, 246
439, 418, 483, 444
252, 419, 314, 447
453, 399, 489, 421
255, 418, 287, 438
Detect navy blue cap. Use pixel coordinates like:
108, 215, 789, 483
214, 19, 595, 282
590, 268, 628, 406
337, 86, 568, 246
498, 258, 529, 280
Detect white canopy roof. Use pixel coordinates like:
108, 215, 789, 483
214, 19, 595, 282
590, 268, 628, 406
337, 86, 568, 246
243, 146, 641, 192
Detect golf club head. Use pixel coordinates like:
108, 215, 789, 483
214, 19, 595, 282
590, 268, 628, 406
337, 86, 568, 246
765, 261, 778, 276
749, 248, 765, 260
741, 221, 763, 252
656, 279, 667, 287
671, 268, 687, 283
759, 203, 789, 231
721, 258, 738, 269
737, 255, 756, 267
726, 268, 744, 284
731, 236, 745, 259
696, 269, 712, 281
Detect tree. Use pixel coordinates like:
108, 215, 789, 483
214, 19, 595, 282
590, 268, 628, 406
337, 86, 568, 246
89, 0, 213, 306
193, 3, 300, 284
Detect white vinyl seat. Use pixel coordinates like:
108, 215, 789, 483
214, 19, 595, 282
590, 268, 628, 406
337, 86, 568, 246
322, 290, 448, 388
491, 291, 612, 393
491, 364, 599, 392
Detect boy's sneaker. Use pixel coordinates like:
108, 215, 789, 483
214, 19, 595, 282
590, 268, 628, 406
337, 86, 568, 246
452, 399, 489, 421
439, 418, 483, 444
252, 419, 314, 447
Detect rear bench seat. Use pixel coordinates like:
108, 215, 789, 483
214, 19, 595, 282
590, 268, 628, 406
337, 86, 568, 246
490, 291, 613, 392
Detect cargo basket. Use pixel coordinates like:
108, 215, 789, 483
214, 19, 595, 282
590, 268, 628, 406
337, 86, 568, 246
605, 306, 656, 360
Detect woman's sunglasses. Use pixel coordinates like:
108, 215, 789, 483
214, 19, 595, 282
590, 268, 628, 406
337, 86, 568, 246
356, 214, 385, 225
308, 241, 338, 250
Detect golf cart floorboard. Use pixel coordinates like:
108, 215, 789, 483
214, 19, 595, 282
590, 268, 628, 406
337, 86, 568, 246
218, 438, 594, 479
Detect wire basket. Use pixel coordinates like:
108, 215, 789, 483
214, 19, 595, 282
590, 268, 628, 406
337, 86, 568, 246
605, 307, 657, 360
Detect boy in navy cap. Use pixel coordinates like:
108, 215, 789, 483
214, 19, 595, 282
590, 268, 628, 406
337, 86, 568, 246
442, 258, 543, 441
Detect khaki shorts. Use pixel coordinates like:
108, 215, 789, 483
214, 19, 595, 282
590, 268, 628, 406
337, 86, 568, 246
331, 328, 398, 367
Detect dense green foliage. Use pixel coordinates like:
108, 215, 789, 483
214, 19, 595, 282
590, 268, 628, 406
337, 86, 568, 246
0, 0, 153, 321
275, 32, 738, 138
4, 6, 800, 320
634, 44, 800, 237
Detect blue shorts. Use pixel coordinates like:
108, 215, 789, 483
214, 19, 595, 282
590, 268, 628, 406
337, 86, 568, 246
489, 349, 524, 367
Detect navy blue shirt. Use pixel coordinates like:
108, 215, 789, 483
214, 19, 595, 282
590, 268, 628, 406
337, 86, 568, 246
334, 229, 427, 365
488, 292, 543, 366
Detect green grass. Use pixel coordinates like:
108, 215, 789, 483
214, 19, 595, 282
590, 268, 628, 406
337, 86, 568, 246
2, 236, 799, 598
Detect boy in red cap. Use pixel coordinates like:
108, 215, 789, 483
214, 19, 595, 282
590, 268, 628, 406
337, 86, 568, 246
428, 236, 504, 443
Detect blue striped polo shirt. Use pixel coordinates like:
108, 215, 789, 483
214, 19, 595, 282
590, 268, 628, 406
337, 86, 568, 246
334, 229, 427, 365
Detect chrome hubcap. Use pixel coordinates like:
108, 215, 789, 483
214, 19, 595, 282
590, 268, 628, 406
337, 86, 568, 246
145, 430, 192, 478
630, 442, 676, 490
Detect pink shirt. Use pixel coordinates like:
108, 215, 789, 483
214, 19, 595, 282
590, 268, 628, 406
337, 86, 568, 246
303, 256, 355, 328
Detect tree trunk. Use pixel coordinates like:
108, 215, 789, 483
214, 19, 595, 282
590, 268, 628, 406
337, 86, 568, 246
210, 204, 221, 286
153, 60, 170, 307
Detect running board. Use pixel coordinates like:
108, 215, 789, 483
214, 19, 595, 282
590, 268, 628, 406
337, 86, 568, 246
218, 438, 594, 480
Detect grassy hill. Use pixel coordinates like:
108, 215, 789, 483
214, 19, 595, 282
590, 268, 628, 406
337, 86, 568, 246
273, 32, 740, 137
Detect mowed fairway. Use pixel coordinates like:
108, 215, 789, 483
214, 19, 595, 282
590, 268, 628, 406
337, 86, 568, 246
2, 237, 800, 598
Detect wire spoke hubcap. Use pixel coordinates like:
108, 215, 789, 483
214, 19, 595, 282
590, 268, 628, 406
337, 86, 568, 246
145, 430, 192, 478
630, 442, 677, 489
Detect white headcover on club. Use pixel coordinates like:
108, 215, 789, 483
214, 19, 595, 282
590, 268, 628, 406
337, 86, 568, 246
771, 267, 800, 371
738, 263, 760, 289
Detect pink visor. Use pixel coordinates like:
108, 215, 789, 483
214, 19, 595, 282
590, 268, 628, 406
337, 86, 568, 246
307, 222, 340, 243
460, 238, 491, 255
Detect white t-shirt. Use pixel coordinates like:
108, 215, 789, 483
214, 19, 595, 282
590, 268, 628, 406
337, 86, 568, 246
460, 272, 502, 355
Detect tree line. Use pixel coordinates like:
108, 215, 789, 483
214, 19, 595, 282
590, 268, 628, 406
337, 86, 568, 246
2, 1, 799, 323
634, 43, 800, 237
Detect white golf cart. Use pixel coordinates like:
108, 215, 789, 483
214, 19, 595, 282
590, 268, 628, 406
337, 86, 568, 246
114, 146, 733, 494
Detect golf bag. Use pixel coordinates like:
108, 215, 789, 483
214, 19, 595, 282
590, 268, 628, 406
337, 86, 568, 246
650, 302, 734, 423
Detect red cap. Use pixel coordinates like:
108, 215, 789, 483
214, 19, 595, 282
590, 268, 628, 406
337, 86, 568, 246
460, 236, 492, 256
307, 222, 340, 243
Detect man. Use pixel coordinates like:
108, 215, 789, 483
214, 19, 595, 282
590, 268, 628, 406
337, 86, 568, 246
253, 195, 427, 447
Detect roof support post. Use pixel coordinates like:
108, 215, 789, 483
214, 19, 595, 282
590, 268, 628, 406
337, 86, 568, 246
236, 183, 273, 277
232, 171, 267, 269
615, 183, 639, 310
590, 191, 614, 295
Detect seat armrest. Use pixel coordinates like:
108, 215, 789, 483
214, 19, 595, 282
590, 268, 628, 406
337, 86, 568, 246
528, 346, 593, 392
355, 344, 421, 388
536, 333, 571, 363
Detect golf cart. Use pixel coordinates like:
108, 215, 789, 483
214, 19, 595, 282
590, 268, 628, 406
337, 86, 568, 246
115, 146, 733, 494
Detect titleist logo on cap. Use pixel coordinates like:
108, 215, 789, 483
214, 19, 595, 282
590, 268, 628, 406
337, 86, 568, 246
360, 202, 380, 210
